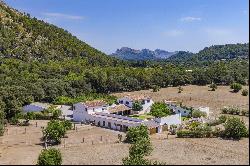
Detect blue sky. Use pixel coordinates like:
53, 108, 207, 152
4, 0, 249, 54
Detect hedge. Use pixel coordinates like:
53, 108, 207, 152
177, 130, 214, 138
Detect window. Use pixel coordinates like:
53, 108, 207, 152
184, 111, 186, 113
103, 121, 105, 126
125, 101, 129, 105
85, 108, 87, 112
119, 100, 123, 104
147, 99, 150, 103
178, 110, 180, 113
108, 122, 111, 128
142, 100, 145, 104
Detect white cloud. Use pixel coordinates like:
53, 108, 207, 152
41, 12, 84, 20
163, 30, 184, 37
180, 16, 202, 22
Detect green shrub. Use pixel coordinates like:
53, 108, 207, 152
218, 115, 228, 123
125, 125, 149, 144
178, 86, 183, 93
132, 101, 143, 112
152, 85, 160, 92
230, 83, 242, 92
37, 148, 62, 165
150, 102, 170, 118
43, 120, 66, 144
242, 89, 248, 96
9, 116, 19, 125
222, 117, 248, 139
192, 110, 207, 118
240, 110, 248, 116
61, 120, 72, 130
209, 83, 217, 91
221, 107, 229, 114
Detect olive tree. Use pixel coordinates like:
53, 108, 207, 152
150, 102, 170, 118
42, 120, 66, 144
132, 101, 143, 112
37, 148, 62, 165
222, 117, 248, 139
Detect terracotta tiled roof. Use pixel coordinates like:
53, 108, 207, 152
108, 104, 131, 113
83, 100, 107, 107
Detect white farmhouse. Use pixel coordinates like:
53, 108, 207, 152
72, 100, 160, 134
73, 100, 109, 122
117, 94, 154, 114
154, 113, 182, 132
165, 100, 191, 117
23, 102, 50, 113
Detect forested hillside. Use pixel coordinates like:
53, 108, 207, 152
0, 1, 124, 66
193, 43, 249, 62
0, 1, 249, 125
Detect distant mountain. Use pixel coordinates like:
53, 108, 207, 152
110, 47, 178, 60
111, 43, 249, 62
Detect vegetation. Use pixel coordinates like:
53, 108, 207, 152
230, 83, 242, 92
178, 86, 183, 93
0, 2, 249, 122
132, 101, 143, 112
54, 94, 117, 105
37, 148, 62, 165
123, 125, 165, 165
191, 110, 207, 118
150, 102, 171, 118
42, 120, 72, 144
222, 117, 248, 139
207, 115, 228, 126
209, 83, 217, 91
242, 89, 248, 96
221, 106, 248, 116
152, 85, 160, 92
125, 125, 149, 144
0, 110, 4, 136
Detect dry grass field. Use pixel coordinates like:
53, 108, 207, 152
0, 120, 249, 165
113, 85, 249, 115
113, 85, 249, 126
0, 86, 249, 165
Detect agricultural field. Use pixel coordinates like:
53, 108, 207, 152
113, 85, 249, 124
0, 120, 249, 165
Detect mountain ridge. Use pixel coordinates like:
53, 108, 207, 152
110, 47, 179, 60
110, 43, 249, 62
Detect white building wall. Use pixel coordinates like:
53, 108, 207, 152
154, 114, 182, 133
198, 107, 210, 116
169, 105, 191, 117
73, 103, 91, 122
141, 99, 154, 114
117, 97, 154, 114
154, 114, 182, 126
117, 97, 133, 108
